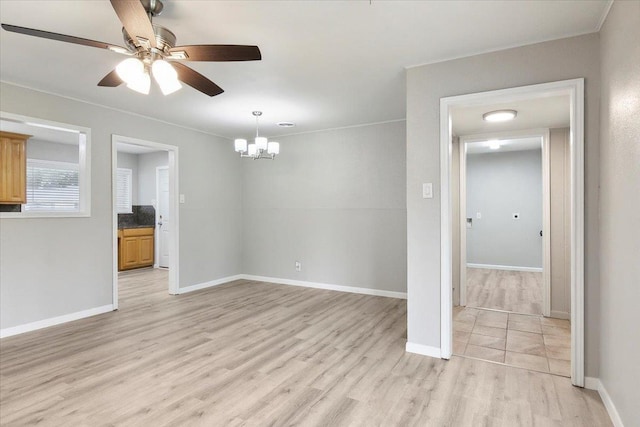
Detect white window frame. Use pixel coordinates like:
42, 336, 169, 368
116, 168, 133, 214
0, 112, 91, 218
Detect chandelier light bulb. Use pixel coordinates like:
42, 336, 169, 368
234, 138, 248, 153
255, 137, 268, 151
267, 142, 280, 155
247, 144, 257, 156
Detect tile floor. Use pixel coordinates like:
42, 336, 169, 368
453, 306, 571, 377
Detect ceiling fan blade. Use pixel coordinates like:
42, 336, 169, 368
169, 45, 261, 62
98, 70, 124, 87
171, 62, 224, 97
110, 0, 156, 48
1, 23, 130, 53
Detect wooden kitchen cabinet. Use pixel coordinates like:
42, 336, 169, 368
118, 227, 155, 271
0, 131, 30, 204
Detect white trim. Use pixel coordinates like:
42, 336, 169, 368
584, 377, 624, 427
550, 310, 571, 320
466, 263, 543, 273
596, 0, 615, 32
584, 376, 600, 391
459, 139, 467, 306
440, 101, 453, 359
440, 78, 585, 386
177, 275, 244, 294
405, 342, 442, 358
242, 275, 407, 299
112, 135, 180, 309
0, 111, 91, 219
542, 129, 552, 317
0, 305, 113, 339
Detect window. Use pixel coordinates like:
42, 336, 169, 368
1, 112, 91, 218
25, 159, 79, 212
116, 168, 133, 213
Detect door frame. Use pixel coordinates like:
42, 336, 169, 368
458, 128, 551, 318
111, 135, 180, 308
439, 78, 584, 386
155, 165, 169, 269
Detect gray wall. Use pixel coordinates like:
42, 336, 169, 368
406, 33, 601, 376
549, 128, 571, 318
138, 151, 168, 205
598, 1, 640, 425
242, 121, 407, 293
466, 149, 542, 268
116, 152, 139, 205
0, 82, 243, 330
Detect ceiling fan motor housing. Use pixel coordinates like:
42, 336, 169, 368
122, 24, 176, 56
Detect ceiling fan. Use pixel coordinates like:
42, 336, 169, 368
1, 0, 261, 97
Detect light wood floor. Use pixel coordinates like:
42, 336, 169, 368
0, 269, 611, 426
466, 268, 543, 315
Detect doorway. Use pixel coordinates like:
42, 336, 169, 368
111, 135, 179, 309
440, 79, 584, 386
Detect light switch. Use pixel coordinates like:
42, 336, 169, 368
422, 183, 433, 199
476, 212, 482, 219
179, 194, 185, 204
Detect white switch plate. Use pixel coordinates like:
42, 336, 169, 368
179, 194, 185, 204
476, 212, 482, 219
422, 183, 433, 199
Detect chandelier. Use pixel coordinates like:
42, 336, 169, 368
234, 111, 280, 160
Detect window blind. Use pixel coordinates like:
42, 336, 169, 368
116, 168, 133, 214
25, 159, 79, 212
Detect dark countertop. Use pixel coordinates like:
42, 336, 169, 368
118, 225, 155, 230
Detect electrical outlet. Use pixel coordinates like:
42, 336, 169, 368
295, 261, 301, 272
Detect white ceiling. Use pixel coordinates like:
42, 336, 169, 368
1, 118, 80, 145
452, 95, 570, 136
0, 1, 609, 139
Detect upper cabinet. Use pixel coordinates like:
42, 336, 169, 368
0, 131, 30, 204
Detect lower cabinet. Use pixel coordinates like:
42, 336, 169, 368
118, 227, 154, 271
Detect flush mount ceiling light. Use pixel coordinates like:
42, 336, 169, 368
482, 109, 518, 122
488, 140, 501, 150
234, 111, 280, 160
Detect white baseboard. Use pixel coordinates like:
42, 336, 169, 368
584, 376, 600, 390
0, 304, 114, 339
550, 310, 571, 320
241, 274, 407, 299
584, 377, 624, 427
177, 274, 244, 294
405, 342, 441, 358
467, 263, 543, 273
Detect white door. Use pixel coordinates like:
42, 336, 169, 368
157, 167, 170, 268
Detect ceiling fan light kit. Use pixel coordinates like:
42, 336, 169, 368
1, 0, 261, 97
235, 111, 280, 160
